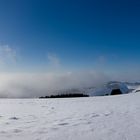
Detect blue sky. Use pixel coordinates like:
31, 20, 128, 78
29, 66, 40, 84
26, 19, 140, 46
0, 0, 140, 75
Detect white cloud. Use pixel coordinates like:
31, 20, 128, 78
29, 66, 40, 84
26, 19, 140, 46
0, 44, 17, 65
47, 53, 60, 68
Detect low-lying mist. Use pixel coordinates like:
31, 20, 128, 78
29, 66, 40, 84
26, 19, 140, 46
0, 71, 110, 98
0, 70, 139, 98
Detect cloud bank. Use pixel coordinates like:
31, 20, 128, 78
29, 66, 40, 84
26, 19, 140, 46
0, 71, 111, 98
0, 45, 112, 98
0, 45, 139, 98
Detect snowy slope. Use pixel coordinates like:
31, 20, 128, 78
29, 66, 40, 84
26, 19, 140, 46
132, 86, 140, 93
0, 93, 140, 140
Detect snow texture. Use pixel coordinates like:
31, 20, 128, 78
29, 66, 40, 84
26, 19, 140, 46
0, 92, 140, 140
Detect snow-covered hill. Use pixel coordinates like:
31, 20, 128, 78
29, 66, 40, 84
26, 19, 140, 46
125, 82, 140, 91
0, 92, 140, 140
50, 81, 136, 97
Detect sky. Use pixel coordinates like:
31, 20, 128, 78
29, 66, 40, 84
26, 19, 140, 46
0, 0, 140, 97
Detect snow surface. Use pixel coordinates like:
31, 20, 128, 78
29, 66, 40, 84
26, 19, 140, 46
0, 93, 140, 140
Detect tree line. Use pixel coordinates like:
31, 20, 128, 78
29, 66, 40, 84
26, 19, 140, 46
39, 93, 89, 98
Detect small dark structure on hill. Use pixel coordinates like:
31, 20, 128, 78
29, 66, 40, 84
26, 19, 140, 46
111, 89, 122, 95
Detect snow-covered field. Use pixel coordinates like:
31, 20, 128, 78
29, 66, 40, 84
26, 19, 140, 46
0, 92, 140, 140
